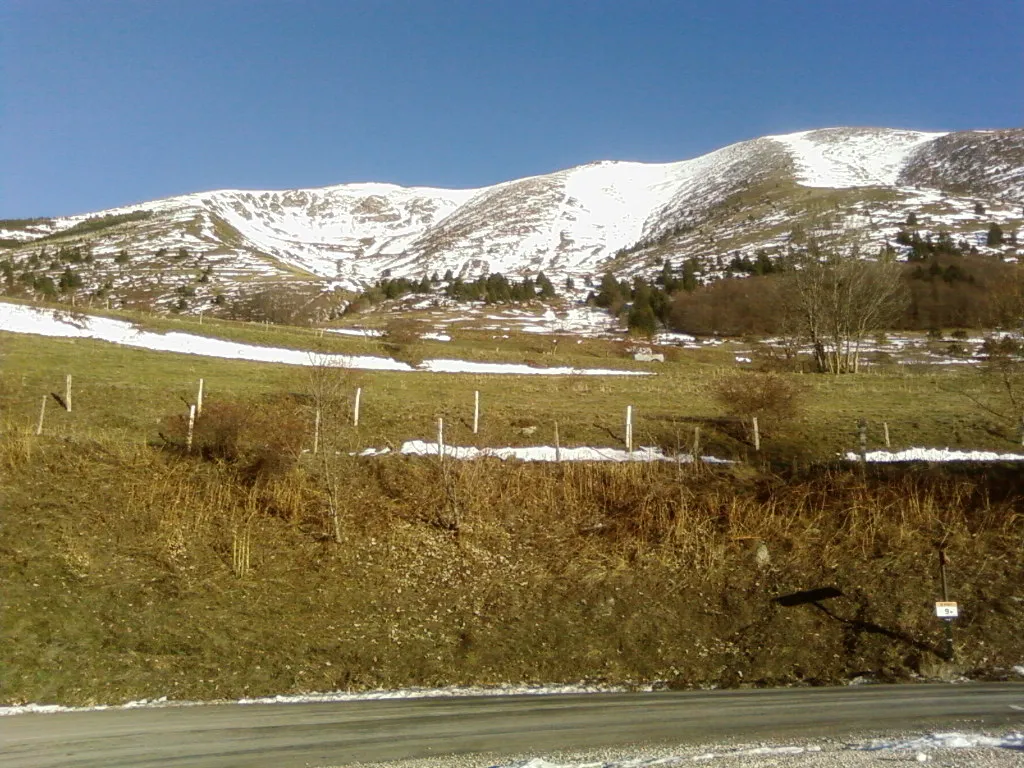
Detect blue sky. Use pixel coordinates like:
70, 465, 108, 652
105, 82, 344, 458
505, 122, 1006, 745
2, 0, 1021, 218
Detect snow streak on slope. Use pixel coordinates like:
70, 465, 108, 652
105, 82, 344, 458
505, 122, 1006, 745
771, 127, 945, 188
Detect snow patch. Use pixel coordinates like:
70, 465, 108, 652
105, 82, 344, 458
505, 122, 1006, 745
0, 302, 643, 377
395, 440, 730, 464
771, 128, 945, 189
845, 447, 1024, 463
852, 731, 1024, 752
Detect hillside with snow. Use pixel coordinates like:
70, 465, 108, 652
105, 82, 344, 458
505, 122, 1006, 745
1, 126, 1022, 313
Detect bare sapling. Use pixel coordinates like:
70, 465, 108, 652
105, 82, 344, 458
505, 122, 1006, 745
306, 352, 355, 543
36, 395, 46, 436
65, 374, 72, 413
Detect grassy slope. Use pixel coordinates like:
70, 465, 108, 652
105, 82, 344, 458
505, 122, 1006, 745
2, 319, 1023, 706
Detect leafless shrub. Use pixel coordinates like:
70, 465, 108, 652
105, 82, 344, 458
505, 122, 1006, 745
712, 371, 802, 428
163, 395, 305, 481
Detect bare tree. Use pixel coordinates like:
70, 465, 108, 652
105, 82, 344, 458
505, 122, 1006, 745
784, 251, 906, 374
307, 352, 356, 543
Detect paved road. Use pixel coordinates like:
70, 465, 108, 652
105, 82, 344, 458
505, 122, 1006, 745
2, 684, 1022, 768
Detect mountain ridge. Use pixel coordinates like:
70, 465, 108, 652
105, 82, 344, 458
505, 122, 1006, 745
2, 126, 1022, 314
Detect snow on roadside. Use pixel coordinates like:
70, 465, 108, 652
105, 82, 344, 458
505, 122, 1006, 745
491, 731, 1024, 767
845, 448, 1024, 463
0, 302, 644, 377
851, 731, 1024, 753
0, 683, 631, 717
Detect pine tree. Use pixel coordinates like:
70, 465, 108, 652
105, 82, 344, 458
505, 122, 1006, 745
58, 266, 83, 292
594, 272, 622, 310
681, 259, 698, 292
565, 276, 575, 291
536, 271, 555, 298
987, 222, 1004, 246
974, 202, 986, 215
627, 278, 657, 336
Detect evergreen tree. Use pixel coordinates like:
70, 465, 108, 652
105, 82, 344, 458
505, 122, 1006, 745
114, 250, 130, 265
627, 278, 657, 336
34, 275, 57, 298
443, 268, 454, 281
987, 222, 1004, 246
520, 277, 536, 300
565, 276, 575, 291
58, 266, 83, 293
974, 202, 986, 215
681, 259, 698, 292
594, 272, 622, 310
536, 271, 555, 298
906, 212, 918, 226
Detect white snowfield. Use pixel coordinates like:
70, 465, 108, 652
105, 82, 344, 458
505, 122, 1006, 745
845, 448, 1024, 463
770, 127, 945, 188
358, 441, 731, 464
0, 302, 644, 377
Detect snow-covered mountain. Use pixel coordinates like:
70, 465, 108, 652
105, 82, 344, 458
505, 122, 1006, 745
2, 127, 1022, 312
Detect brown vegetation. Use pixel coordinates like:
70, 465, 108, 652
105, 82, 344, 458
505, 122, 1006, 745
2, 424, 1022, 705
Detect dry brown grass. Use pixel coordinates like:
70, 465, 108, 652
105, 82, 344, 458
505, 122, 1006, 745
2, 423, 1022, 705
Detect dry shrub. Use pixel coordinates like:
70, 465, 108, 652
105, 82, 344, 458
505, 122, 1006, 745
163, 394, 305, 481
712, 370, 802, 427
383, 317, 425, 366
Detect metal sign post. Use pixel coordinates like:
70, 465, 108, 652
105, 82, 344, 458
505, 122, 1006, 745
937, 550, 956, 661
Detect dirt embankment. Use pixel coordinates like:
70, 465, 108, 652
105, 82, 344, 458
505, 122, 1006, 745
1, 435, 1022, 706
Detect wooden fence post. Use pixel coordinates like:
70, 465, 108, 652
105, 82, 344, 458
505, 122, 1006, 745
752, 416, 760, 452
625, 405, 633, 453
196, 378, 204, 417
65, 374, 72, 414
473, 390, 480, 435
186, 405, 196, 453
883, 421, 891, 449
36, 395, 47, 436
437, 417, 445, 460
353, 387, 362, 427
554, 421, 561, 463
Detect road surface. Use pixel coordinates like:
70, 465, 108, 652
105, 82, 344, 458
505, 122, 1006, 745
2, 683, 1022, 768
